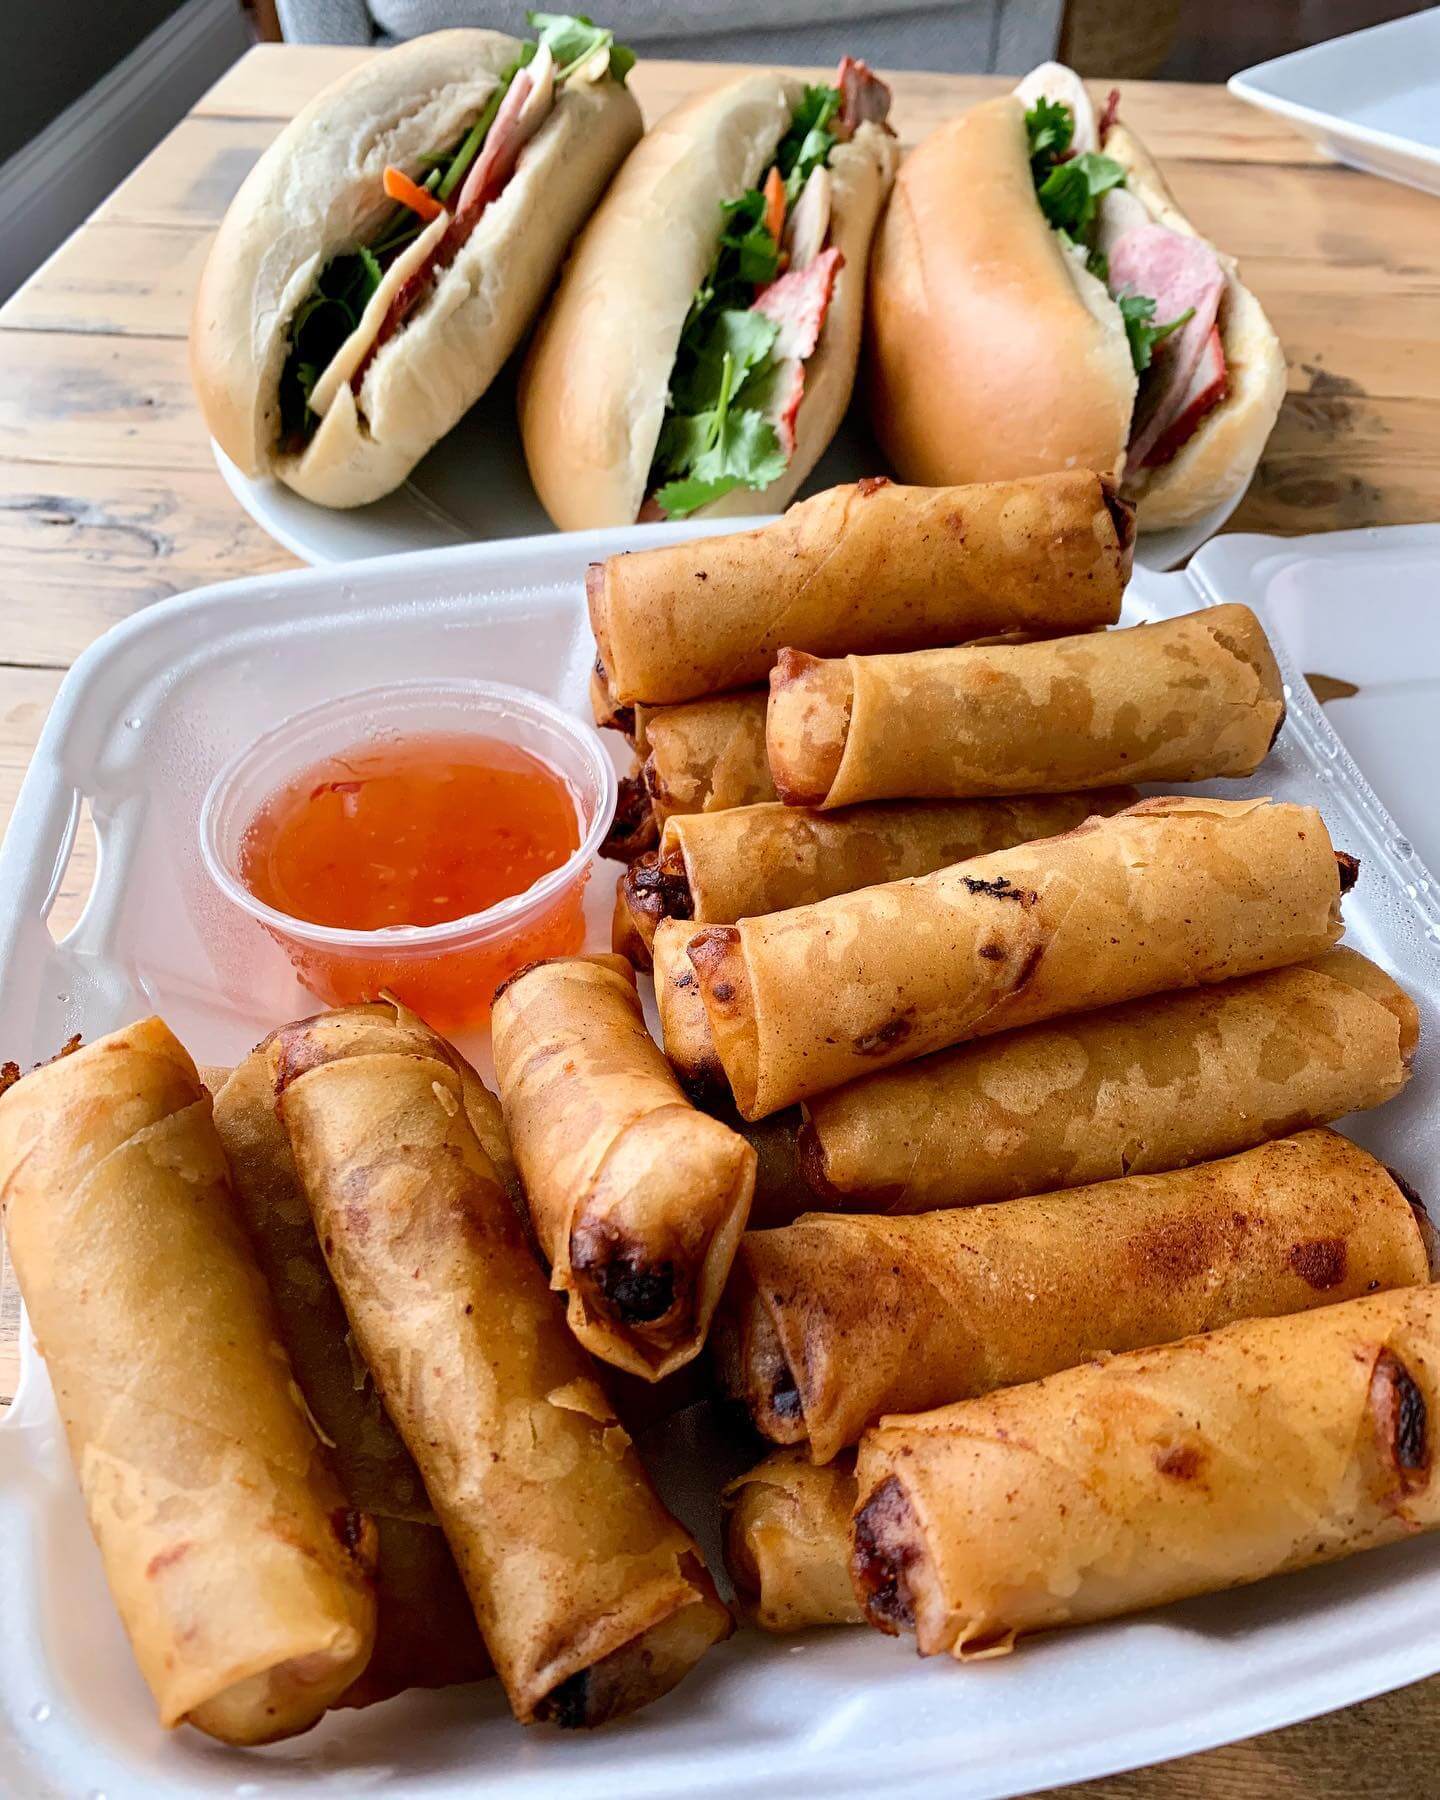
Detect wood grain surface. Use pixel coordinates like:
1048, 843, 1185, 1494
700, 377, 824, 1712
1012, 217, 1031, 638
2, 45, 1438, 1791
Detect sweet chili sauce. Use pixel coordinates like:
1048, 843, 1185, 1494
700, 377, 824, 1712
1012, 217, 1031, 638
239, 731, 584, 1027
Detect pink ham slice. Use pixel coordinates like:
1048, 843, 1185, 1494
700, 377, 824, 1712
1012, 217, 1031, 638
836, 57, 893, 137
1143, 325, 1227, 467
1108, 220, 1227, 466
752, 245, 844, 362
354, 56, 552, 388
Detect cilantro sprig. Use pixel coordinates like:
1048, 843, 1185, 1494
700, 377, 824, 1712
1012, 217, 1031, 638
1117, 293, 1194, 372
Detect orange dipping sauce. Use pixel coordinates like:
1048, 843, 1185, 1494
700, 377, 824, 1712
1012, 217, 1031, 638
237, 731, 587, 1028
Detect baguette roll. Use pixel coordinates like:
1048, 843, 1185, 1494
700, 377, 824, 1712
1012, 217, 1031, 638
192, 30, 641, 508
520, 72, 898, 528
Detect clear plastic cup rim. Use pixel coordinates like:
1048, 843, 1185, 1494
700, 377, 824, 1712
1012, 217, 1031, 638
199, 678, 617, 954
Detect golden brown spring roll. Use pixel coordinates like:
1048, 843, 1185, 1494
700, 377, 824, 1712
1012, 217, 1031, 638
653, 917, 727, 1095
213, 1041, 489, 1705
723, 1450, 862, 1631
491, 955, 756, 1380
689, 795, 1351, 1119
274, 1001, 731, 1725
717, 1129, 1430, 1462
590, 471, 1135, 706
853, 1284, 1440, 1658
767, 605, 1285, 809
614, 791, 1139, 969
0, 1020, 377, 1744
801, 948, 1417, 1212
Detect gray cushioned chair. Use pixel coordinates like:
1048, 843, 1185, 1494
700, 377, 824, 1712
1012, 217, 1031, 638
275, 0, 1064, 75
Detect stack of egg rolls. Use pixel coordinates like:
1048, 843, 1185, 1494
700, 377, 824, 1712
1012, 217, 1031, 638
0, 1022, 378, 1744
717, 1129, 1433, 1460
273, 1000, 731, 1727
592, 471, 1136, 861
491, 955, 755, 1378
688, 796, 1352, 1117
765, 604, 1284, 808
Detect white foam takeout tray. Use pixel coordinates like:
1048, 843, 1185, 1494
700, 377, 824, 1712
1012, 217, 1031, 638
2, 522, 1439, 1799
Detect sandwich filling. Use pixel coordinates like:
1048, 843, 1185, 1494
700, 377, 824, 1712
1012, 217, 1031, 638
278, 12, 634, 452
647, 57, 893, 520
1016, 64, 1229, 470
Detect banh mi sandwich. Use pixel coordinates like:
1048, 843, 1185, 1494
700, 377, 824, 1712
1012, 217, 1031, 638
866, 62, 1286, 531
520, 59, 899, 526
192, 18, 641, 508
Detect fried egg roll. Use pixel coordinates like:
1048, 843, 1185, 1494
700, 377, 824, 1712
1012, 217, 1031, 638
274, 1001, 731, 1725
723, 1450, 862, 1631
689, 795, 1350, 1118
801, 948, 1417, 1212
717, 1129, 1430, 1462
615, 791, 1138, 969
213, 1038, 489, 1705
590, 471, 1134, 706
654, 917, 727, 1095
853, 1284, 1440, 1658
767, 605, 1284, 809
491, 955, 756, 1379
0, 1020, 377, 1743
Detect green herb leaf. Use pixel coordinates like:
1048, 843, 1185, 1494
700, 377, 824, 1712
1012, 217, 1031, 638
1117, 291, 1195, 373
1035, 150, 1125, 239
653, 473, 744, 518
527, 11, 635, 82
776, 83, 841, 202
1024, 96, 1072, 175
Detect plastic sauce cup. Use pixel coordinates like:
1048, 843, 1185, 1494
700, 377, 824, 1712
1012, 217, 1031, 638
200, 680, 616, 1030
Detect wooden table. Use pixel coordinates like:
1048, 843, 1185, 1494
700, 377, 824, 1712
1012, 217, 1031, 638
2, 43, 1439, 1794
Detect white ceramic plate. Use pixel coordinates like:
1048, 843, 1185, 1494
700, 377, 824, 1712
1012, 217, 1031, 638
2, 523, 1438, 1799
1230, 11, 1440, 196
215, 360, 1235, 574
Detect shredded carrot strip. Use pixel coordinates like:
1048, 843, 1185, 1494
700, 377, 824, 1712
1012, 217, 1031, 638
762, 165, 786, 243
383, 165, 444, 222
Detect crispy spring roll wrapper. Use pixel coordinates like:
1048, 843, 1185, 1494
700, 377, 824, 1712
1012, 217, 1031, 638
689, 795, 1352, 1119
615, 791, 1139, 969
853, 1285, 1440, 1659
653, 917, 726, 1095
767, 605, 1285, 809
274, 1001, 731, 1725
717, 1128, 1431, 1462
646, 690, 776, 821
723, 1449, 862, 1631
590, 471, 1135, 707
213, 1039, 489, 1705
801, 947, 1418, 1212
0, 1020, 377, 1744
491, 955, 756, 1380
599, 693, 775, 865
